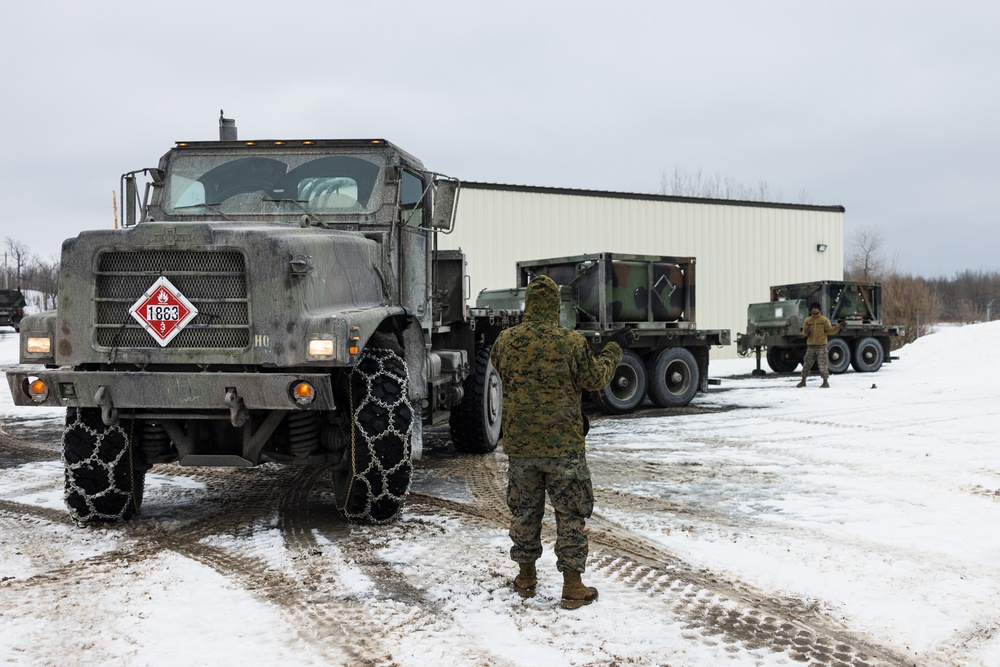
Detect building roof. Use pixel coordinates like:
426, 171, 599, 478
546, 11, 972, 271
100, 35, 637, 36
460, 181, 846, 213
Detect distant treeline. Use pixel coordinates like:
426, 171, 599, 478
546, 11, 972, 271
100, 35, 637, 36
846, 227, 999, 347
3, 237, 59, 311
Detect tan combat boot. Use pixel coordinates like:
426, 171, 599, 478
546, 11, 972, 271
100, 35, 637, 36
560, 569, 598, 609
513, 562, 537, 598
796, 378, 806, 388
821, 379, 830, 388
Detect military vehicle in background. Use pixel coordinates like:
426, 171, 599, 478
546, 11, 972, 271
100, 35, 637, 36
5, 117, 729, 527
0, 289, 26, 332
478, 253, 730, 414
736, 280, 904, 374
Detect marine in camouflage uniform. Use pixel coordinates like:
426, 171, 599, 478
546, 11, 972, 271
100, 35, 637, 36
490, 275, 623, 608
798, 302, 842, 388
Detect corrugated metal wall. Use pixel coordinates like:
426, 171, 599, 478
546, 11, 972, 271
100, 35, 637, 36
437, 185, 844, 359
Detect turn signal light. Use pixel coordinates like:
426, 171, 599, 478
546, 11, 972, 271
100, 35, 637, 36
291, 381, 316, 405
27, 378, 49, 402
349, 326, 360, 356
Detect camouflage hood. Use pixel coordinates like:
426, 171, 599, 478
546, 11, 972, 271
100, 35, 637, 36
524, 275, 560, 324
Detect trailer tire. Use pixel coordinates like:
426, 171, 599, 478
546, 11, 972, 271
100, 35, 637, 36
766, 346, 801, 374
450, 344, 502, 454
592, 350, 647, 414
339, 347, 413, 523
63, 408, 145, 526
826, 338, 851, 375
851, 336, 884, 373
647, 347, 699, 408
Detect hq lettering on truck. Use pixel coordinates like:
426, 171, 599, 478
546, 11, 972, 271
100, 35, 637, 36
6, 116, 729, 527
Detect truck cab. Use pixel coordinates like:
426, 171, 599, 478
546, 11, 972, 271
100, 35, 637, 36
6, 121, 481, 526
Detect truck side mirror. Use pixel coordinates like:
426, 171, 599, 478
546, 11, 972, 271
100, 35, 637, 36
430, 179, 459, 232
124, 175, 137, 227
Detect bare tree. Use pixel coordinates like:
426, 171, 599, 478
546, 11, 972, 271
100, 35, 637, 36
881, 272, 942, 347
659, 167, 807, 203
25, 255, 60, 310
4, 237, 31, 289
845, 226, 889, 282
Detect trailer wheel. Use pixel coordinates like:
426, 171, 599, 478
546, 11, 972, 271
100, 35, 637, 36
63, 408, 145, 526
339, 347, 413, 523
766, 346, 801, 374
450, 344, 502, 454
592, 350, 647, 414
826, 338, 851, 375
647, 347, 699, 408
851, 336, 884, 373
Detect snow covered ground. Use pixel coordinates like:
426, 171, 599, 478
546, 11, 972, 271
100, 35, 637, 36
0, 323, 998, 666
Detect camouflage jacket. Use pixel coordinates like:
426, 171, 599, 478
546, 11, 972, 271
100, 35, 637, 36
490, 275, 622, 458
802, 313, 842, 346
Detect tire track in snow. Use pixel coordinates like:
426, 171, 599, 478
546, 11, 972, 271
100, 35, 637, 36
430, 449, 918, 667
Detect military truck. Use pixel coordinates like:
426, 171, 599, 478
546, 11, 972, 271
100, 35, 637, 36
0, 289, 26, 332
736, 280, 904, 375
5, 118, 728, 527
477, 253, 730, 414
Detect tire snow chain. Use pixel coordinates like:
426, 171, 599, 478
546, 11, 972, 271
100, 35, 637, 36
62, 411, 136, 524
344, 348, 414, 522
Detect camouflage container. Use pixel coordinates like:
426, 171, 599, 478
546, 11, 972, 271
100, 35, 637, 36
769, 281, 882, 324
475, 285, 576, 329
514, 253, 694, 330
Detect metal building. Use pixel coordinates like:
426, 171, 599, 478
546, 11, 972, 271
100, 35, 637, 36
439, 183, 845, 359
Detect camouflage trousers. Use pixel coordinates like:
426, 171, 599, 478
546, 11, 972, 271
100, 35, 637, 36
506, 452, 594, 573
801, 345, 830, 379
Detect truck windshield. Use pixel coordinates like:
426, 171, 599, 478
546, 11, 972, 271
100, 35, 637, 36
163, 150, 386, 218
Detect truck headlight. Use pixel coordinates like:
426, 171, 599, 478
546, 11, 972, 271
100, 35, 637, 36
308, 339, 334, 357
26, 337, 52, 354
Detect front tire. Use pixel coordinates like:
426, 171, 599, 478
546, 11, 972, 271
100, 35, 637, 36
338, 347, 414, 523
646, 347, 699, 408
592, 350, 647, 414
826, 338, 851, 375
851, 336, 885, 372
63, 408, 145, 526
450, 344, 502, 453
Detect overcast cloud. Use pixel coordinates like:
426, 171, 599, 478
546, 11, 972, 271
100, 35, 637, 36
1, 1, 997, 278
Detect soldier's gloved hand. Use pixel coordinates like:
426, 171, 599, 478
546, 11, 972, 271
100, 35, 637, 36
609, 325, 636, 349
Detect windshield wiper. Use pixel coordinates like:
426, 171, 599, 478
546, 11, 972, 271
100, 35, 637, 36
263, 198, 321, 226
173, 203, 234, 221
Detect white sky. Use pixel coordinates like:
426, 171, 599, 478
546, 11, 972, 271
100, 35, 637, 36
2, 1, 998, 277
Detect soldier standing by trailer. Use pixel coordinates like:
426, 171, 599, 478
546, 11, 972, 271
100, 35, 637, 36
797, 302, 842, 388
490, 275, 632, 609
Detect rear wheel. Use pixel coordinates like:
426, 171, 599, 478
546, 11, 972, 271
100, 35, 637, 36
592, 350, 647, 414
450, 344, 502, 453
338, 347, 414, 523
646, 347, 699, 408
766, 346, 801, 373
826, 338, 851, 374
851, 337, 884, 372
63, 408, 146, 526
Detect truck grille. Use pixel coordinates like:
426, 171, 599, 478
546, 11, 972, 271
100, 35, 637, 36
95, 250, 250, 349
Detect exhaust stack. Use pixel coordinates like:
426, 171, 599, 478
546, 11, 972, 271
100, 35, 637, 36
219, 110, 237, 141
